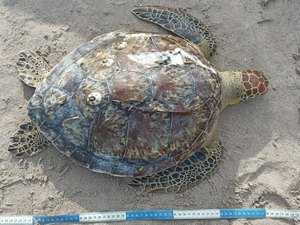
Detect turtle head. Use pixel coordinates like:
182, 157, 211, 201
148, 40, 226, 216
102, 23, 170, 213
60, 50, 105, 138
219, 70, 268, 108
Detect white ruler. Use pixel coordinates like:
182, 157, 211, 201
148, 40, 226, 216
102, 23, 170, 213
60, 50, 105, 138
0, 209, 299, 224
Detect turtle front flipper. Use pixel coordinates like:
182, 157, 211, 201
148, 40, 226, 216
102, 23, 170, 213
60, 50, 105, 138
129, 138, 224, 193
16, 50, 51, 88
132, 6, 216, 58
7, 121, 50, 157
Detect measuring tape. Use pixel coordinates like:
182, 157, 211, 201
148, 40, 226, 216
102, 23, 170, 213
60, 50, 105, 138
1, 209, 299, 224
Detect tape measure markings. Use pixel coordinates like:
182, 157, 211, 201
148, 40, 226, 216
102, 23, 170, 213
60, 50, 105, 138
220, 209, 266, 219
80, 212, 125, 222
0, 209, 300, 225
0, 216, 32, 225
33, 215, 79, 224
266, 209, 300, 219
173, 209, 220, 219
126, 210, 173, 220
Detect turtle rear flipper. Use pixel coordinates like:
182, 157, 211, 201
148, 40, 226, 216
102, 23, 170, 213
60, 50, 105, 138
17, 50, 51, 88
132, 6, 216, 58
7, 121, 50, 157
129, 138, 224, 193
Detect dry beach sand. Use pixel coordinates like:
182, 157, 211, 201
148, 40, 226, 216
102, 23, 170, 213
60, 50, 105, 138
0, 0, 299, 224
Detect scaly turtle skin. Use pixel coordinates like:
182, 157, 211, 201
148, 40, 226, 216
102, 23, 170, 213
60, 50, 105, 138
7, 6, 268, 193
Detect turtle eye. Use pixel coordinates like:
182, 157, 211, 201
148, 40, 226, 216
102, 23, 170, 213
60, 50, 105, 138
87, 92, 102, 105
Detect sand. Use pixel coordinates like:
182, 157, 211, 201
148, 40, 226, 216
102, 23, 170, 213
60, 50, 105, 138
0, 0, 299, 225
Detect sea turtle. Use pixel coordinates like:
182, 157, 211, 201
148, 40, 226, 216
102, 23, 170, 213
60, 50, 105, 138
7, 6, 268, 193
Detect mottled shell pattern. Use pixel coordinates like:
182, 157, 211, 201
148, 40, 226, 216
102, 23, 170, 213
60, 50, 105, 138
28, 31, 222, 177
